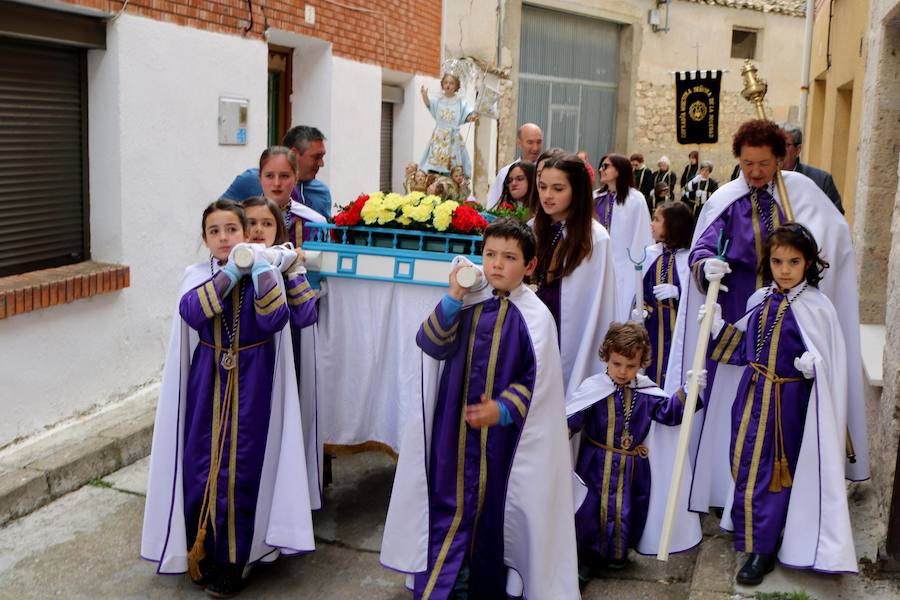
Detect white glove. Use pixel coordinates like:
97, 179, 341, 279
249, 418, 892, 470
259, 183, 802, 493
630, 308, 648, 322
703, 258, 731, 292
697, 302, 725, 338
264, 244, 300, 273
684, 369, 708, 393
653, 283, 680, 301
794, 351, 817, 379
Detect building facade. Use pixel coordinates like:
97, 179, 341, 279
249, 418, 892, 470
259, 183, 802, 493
0, 0, 442, 448
445, 0, 806, 198
851, 0, 900, 564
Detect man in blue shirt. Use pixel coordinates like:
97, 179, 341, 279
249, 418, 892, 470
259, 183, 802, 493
222, 125, 333, 218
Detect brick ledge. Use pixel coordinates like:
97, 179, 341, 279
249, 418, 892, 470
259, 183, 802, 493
0, 262, 130, 320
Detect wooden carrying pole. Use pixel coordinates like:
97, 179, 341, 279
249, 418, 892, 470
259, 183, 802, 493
739, 60, 794, 221
656, 279, 720, 560
657, 233, 729, 561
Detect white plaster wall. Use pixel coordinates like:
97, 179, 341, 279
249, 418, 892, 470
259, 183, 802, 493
0, 14, 267, 448
327, 57, 381, 205
285, 33, 334, 187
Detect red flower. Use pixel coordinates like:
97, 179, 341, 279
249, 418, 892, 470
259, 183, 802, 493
451, 205, 488, 233
334, 194, 368, 226
498, 201, 515, 210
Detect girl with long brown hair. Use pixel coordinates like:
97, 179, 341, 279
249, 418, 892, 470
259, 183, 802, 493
532, 153, 618, 396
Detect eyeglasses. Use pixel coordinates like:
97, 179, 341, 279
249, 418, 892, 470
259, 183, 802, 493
600, 163, 613, 170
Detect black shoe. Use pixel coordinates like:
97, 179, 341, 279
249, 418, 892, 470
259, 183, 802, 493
190, 557, 215, 587
205, 563, 246, 598
736, 553, 776, 585
605, 556, 629, 570
577, 563, 591, 592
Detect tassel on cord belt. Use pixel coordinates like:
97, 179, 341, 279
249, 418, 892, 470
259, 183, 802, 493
749, 362, 803, 493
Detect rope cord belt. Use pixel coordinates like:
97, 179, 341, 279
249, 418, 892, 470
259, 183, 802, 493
749, 361, 803, 493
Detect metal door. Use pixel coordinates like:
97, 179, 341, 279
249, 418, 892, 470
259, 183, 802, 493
518, 5, 620, 161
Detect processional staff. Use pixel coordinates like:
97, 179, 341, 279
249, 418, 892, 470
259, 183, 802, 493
739, 60, 794, 220
657, 60, 793, 560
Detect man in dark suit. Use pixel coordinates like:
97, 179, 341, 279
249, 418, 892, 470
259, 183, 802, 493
780, 123, 845, 214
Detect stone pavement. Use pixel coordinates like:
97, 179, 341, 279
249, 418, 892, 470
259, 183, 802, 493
1, 449, 899, 600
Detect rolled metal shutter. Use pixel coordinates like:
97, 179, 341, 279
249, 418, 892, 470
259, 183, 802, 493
0, 37, 88, 277
379, 102, 394, 193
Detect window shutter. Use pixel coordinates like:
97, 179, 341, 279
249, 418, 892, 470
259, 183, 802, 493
0, 38, 88, 277
379, 102, 394, 193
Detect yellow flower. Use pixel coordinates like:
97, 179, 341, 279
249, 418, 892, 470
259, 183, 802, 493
360, 196, 384, 224
403, 202, 433, 222
433, 212, 452, 231
396, 215, 412, 226
376, 208, 396, 225
382, 192, 404, 211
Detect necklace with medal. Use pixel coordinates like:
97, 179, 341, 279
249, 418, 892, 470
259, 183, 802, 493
532, 223, 565, 293
754, 283, 806, 362
749, 181, 777, 235
210, 257, 245, 370
615, 384, 635, 450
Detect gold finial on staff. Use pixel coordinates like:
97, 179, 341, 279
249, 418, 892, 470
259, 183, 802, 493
739, 60, 794, 221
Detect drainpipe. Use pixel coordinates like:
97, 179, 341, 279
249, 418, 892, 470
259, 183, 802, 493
798, 0, 815, 130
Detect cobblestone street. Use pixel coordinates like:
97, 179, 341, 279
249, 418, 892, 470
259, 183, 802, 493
1, 450, 898, 600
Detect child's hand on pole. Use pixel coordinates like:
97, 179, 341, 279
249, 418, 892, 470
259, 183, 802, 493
465, 394, 500, 428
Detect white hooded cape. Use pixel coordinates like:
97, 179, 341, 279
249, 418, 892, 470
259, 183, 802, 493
289, 198, 326, 510
290, 199, 327, 225
566, 372, 703, 555
380, 283, 580, 599
594, 188, 653, 322
719, 286, 857, 573
141, 263, 315, 573
665, 171, 869, 512
560, 220, 620, 400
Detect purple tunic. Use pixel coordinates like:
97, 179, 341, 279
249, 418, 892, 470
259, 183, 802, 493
568, 385, 688, 559
643, 248, 681, 387
711, 290, 812, 554
690, 186, 784, 412
534, 221, 564, 335
413, 294, 537, 600
179, 268, 289, 566
594, 191, 616, 232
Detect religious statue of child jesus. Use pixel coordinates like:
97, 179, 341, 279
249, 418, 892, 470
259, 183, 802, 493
420, 72, 476, 178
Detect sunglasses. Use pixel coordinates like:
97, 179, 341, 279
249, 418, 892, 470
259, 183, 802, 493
600, 162, 613, 170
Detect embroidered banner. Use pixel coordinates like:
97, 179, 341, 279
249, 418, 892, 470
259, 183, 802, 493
675, 70, 722, 144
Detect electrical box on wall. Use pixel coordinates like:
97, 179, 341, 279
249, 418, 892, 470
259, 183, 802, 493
218, 96, 249, 145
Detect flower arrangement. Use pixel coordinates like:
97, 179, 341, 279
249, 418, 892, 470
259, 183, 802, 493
486, 200, 531, 223
333, 192, 487, 235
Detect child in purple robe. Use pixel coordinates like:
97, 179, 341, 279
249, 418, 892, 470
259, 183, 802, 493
632, 201, 694, 389
703, 223, 855, 584
567, 322, 705, 588
143, 200, 316, 597
242, 195, 320, 505
396, 218, 578, 600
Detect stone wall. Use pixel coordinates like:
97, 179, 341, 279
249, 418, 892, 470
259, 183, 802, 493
632, 80, 771, 186
852, 0, 900, 561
